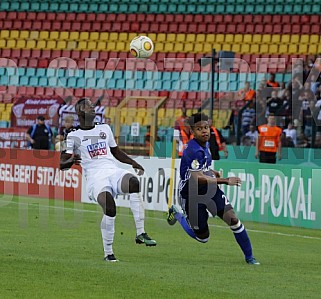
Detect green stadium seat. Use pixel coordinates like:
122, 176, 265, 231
0, 2, 10, 10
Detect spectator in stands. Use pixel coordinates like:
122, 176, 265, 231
296, 132, 310, 148
245, 124, 258, 146
241, 136, 252, 146
314, 132, 321, 148
174, 107, 187, 130
231, 94, 246, 136
255, 114, 282, 164
241, 101, 255, 135
26, 115, 53, 150
277, 82, 287, 99
59, 115, 75, 140
255, 91, 267, 127
283, 122, 297, 146
299, 92, 314, 137
266, 90, 283, 116
208, 119, 228, 160
315, 84, 321, 101
281, 89, 293, 126
237, 81, 256, 102
309, 74, 320, 95
175, 119, 193, 158
266, 73, 280, 88
314, 96, 321, 129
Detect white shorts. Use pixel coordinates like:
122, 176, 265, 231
86, 168, 133, 201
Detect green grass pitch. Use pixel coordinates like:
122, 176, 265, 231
0, 195, 320, 299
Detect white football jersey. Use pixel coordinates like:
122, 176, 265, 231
65, 124, 118, 177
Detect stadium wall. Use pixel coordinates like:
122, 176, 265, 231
0, 149, 81, 201
0, 150, 319, 229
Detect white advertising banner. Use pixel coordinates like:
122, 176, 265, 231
81, 156, 181, 212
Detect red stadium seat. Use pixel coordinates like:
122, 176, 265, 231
310, 15, 320, 24
27, 12, 37, 20
3, 21, 12, 29
216, 24, 226, 33
233, 14, 243, 24
52, 21, 62, 31
81, 22, 91, 31
71, 22, 81, 31
193, 14, 203, 23
47, 12, 56, 21
159, 23, 169, 33
0, 11, 6, 20
262, 15, 272, 24
311, 24, 320, 34
96, 13, 106, 22
37, 12, 46, 21
156, 14, 166, 23
75, 89, 84, 98
11, 49, 21, 58
143, 14, 153, 22
253, 15, 263, 24
203, 15, 214, 23
226, 23, 236, 33
292, 24, 301, 34
1, 49, 11, 58
21, 49, 31, 58
7, 12, 17, 20
302, 24, 310, 34
32, 21, 42, 30
38, 59, 49, 68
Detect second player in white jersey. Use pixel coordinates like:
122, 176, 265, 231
60, 98, 157, 262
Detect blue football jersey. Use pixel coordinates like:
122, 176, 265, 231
179, 139, 213, 188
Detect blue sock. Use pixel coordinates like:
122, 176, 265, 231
174, 212, 197, 239
230, 220, 253, 260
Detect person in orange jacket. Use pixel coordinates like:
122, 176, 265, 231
255, 114, 282, 164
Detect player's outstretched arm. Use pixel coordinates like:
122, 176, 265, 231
110, 146, 144, 175
60, 152, 81, 170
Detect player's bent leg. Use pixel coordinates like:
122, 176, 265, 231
194, 227, 210, 243
167, 205, 208, 243
97, 192, 118, 261
119, 174, 157, 246
220, 209, 260, 265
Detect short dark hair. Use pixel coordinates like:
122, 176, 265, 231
75, 98, 87, 114
37, 115, 45, 120
188, 113, 208, 127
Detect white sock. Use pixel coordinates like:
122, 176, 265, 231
129, 193, 145, 236
101, 215, 115, 256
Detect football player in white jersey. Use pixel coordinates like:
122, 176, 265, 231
60, 98, 156, 262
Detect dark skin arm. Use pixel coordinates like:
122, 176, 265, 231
190, 170, 241, 186
60, 152, 81, 170
110, 146, 144, 175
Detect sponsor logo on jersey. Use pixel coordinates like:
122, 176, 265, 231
99, 132, 106, 139
87, 142, 107, 158
191, 159, 200, 169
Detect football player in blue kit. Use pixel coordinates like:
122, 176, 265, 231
167, 112, 260, 265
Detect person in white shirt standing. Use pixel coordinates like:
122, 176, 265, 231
60, 98, 156, 262
283, 122, 297, 146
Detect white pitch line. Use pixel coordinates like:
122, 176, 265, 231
2, 199, 321, 241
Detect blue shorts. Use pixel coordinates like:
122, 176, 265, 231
181, 185, 233, 233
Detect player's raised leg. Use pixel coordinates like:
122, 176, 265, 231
167, 205, 209, 243
220, 209, 260, 265
97, 191, 118, 262
120, 173, 157, 246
